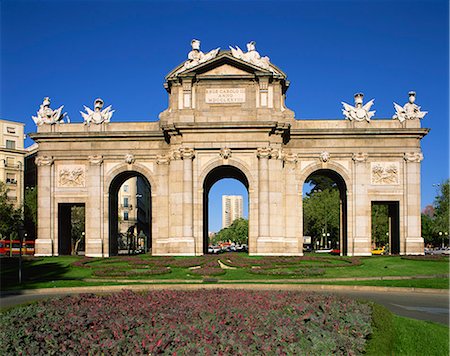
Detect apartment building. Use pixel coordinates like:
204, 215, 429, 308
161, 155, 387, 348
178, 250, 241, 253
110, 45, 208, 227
222, 195, 243, 229
0, 119, 25, 208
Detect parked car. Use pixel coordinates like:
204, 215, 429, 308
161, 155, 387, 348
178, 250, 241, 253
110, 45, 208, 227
208, 246, 221, 254
329, 249, 340, 255
371, 246, 385, 255
315, 248, 332, 253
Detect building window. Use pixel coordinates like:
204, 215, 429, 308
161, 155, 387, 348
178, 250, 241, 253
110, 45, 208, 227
124, 211, 129, 220
123, 185, 129, 192
6, 127, 16, 134
6, 157, 14, 166
123, 197, 129, 207
6, 140, 15, 149
6, 173, 16, 184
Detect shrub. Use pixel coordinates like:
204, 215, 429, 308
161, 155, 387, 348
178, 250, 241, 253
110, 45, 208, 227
0, 290, 372, 355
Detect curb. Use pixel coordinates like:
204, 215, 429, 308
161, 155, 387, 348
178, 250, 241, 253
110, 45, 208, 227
2, 283, 449, 297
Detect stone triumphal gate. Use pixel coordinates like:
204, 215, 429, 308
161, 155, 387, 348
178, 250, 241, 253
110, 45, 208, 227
31, 41, 428, 257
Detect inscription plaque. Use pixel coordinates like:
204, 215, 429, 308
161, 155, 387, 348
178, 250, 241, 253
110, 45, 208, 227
205, 88, 245, 104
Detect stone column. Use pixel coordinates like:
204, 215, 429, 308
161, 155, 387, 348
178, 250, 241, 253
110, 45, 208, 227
86, 155, 104, 257
156, 154, 170, 254
351, 153, 370, 256
257, 147, 271, 239
403, 152, 424, 255
34, 156, 54, 256
181, 147, 195, 240
283, 152, 301, 254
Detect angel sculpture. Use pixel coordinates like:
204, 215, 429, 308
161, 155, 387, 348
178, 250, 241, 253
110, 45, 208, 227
32, 97, 68, 125
80, 98, 114, 125
229, 41, 272, 71
342, 93, 375, 122
392, 91, 427, 123
181, 39, 220, 71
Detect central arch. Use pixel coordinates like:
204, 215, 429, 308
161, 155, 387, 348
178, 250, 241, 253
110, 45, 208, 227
108, 171, 152, 256
202, 165, 250, 254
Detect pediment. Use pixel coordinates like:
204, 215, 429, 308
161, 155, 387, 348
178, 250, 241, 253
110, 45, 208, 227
199, 63, 251, 76
166, 51, 285, 81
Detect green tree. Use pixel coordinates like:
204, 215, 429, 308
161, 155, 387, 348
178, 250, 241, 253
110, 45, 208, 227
71, 206, 86, 255
24, 187, 37, 239
371, 204, 389, 247
433, 180, 449, 235
0, 182, 22, 239
305, 175, 336, 196
213, 218, 248, 245
303, 188, 339, 248
421, 213, 435, 245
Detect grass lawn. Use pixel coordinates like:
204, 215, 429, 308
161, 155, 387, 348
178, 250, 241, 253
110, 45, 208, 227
304, 277, 450, 289
1, 254, 448, 290
392, 315, 449, 355
365, 303, 449, 355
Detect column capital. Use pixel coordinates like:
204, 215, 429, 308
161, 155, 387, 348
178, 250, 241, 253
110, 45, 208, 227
257, 147, 272, 159
283, 152, 298, 164
404, 152, 423, 163
35, 155, 53, 166
156, 154, 171, 165
352, 152, 368, 163
180, 147, 195, 160
88, 155, 103, 165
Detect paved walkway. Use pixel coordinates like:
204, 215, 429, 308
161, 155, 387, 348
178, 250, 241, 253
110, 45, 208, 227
2, 283, 449, 325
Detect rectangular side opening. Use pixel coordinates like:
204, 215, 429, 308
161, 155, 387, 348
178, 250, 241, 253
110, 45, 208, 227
371, 201, 400, 255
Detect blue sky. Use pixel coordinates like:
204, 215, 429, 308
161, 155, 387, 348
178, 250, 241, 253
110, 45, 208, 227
1, 0, 448, 233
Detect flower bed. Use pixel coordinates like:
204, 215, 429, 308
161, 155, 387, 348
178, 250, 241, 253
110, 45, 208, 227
249, 267, 325, 277
92, 266, 171, 277
0, 289, 372, 355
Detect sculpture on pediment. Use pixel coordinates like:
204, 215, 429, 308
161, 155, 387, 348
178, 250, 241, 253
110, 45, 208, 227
81, 98, 114, 125
180, 39, 220, 72
342, 93, 375, 122
32, 97, 68, 125
229, 41, 272, 72
393, 91, 428, 123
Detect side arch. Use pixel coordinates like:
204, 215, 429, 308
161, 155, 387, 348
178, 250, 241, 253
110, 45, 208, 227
105, 163, 158, 194
299, 161, 351, 255
106, 163, 156, 256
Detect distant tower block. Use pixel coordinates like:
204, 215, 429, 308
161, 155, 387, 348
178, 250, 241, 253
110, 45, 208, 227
222, 195, 243, 229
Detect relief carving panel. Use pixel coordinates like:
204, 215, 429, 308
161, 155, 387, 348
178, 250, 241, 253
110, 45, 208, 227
371, 162, 399, 185
57, 165, 86, 188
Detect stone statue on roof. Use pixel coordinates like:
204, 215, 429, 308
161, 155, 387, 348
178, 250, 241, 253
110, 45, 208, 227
32, 97, 68, 125
80, 98, 114, 125
392, 91, 428, 122
342, 93, 375, 122
181, 39, 220, 71
229, 41, 272, 71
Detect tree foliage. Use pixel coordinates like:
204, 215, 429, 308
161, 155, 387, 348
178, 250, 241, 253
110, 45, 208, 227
371, 205, 389, 247
212, 218, 248, 245
303, 188, 340, 247
305, 175, 336, 196
422, 179, 449, 246
0, 182, 22, 239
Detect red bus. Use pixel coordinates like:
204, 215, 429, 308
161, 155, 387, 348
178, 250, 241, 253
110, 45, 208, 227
0, 240, 35, 256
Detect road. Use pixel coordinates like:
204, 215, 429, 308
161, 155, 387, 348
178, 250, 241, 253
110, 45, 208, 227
1, 285, 448, 326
